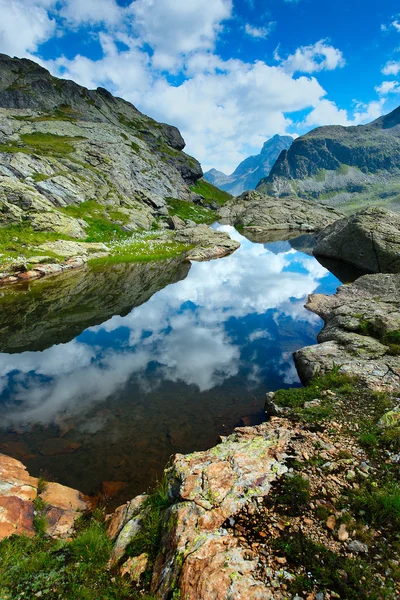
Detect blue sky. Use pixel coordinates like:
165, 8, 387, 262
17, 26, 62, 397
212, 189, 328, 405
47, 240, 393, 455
1, 0, 400, 172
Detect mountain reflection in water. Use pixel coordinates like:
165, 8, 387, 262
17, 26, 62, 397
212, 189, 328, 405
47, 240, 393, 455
0, 225, 343, 506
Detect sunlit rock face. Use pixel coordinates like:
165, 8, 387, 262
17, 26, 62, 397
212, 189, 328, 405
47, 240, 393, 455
0, 53, 202, 237
0, 226, 341, 504
295, 272, 400, 391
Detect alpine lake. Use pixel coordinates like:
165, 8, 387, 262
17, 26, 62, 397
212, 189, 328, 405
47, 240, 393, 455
0, 225, 364, 508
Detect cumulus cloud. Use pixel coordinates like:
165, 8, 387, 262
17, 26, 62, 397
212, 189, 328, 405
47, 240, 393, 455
375, 80, 400, 95
0, 0, 57, 56
244, 23, 274, 39
382, 60, 400, 76
304, 97, 385, 128
279, 40, 345, 74
128, 0, 233, 70
60, 0, 123, 26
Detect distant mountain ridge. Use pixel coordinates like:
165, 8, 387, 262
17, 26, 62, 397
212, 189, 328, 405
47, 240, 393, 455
257, 105, 400, 214
204, 134, 293, 195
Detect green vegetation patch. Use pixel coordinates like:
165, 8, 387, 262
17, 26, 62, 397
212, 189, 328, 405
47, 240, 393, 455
190, 179, 232, 206
167, 198, 216, 224
0, 517, 142, 600
89, 232, 192, 265
274, 371, 354, 410
0, 133, 85, 157
0, 223, 70, 262
271, 532, 395, 599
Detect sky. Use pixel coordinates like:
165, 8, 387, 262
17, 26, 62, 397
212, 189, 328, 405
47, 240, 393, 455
0, 1, 400, 173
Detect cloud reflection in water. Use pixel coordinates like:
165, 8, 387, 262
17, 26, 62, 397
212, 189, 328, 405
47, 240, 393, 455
0, 226, 337, 429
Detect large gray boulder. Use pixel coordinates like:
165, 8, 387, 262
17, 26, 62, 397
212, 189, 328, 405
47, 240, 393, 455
294, 273, 400, 392
313, 207, 400, 273
218, 190, 343, 232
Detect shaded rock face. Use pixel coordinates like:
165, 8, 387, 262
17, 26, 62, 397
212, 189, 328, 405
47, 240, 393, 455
294, 273, 400, 391
0, 452, 89, 540
149, 423, 291, 599
218, 190, 343, 232
257, 106, 400, 212
313, 207, 400, 273
0, 257, 191, 353
0, 54, 202, 235
204, 135, 293, 195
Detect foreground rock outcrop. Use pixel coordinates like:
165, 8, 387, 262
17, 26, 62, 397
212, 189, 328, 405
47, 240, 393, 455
295, 273, 400, 391
218, 190, 342, 232
313, 206, 400, 273
0, 453, 89, 539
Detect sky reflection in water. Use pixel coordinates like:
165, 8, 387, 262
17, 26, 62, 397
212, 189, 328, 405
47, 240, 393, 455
0, 226, 341, 500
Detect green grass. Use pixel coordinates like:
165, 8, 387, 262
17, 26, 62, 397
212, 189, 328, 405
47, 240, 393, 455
271, 532, 395, 599
166, 198, 216, 224
273, 474, 311, 514
89, 234, 192, 265
0, 518, 142, 599
349, 481, 400, 529
126, 476, 172, 587
0, 133, 85, 157
315, 169, 327, 182
190, 179, 232, 206
32, 173, 50, 182
0, 223, 71, 262
273, 372, 354, 409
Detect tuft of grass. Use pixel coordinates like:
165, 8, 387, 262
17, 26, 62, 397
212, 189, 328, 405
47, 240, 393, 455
349, 481, 400, 529
37, 477, 48, 495
190, 179, 232, 206
359, 432, 379, 448
126, 475, 172, 582
273, 474, 311, 514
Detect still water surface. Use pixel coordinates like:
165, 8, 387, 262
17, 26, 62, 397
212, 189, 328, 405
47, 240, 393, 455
0, 226, 345, 506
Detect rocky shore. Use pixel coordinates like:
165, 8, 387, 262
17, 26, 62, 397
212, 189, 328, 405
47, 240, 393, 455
0, 224, 240, 286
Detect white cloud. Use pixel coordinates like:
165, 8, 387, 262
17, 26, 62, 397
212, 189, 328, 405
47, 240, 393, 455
60, 0, 123, 26
244, 23, 274, 39
0, 0, 57, 56
382, 60, 400, 76
280, 40, 345, 74
375, 80, 400, 95
304, 97, 386, 128
304, 99, 351, 127
128, 0, 233, 70
393, 20, 400, 32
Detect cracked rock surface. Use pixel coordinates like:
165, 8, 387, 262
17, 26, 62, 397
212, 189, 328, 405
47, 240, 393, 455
218, 190, 342, 232
295, 273, 400, 391
313, 207, 400, 273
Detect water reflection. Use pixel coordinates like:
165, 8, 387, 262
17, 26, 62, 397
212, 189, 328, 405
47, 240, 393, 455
0, 226, 342, 504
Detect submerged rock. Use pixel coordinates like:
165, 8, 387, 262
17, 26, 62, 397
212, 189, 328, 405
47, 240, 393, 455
295, 273, 400, 391
218, 190, 342, 232
313, 207, 400, 273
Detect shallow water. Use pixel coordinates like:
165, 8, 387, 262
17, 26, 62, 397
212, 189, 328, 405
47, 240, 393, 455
0, 226, 345, 506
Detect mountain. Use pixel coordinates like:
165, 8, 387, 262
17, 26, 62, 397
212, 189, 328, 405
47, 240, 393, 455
0, 53, 207, 242
204, 134, 293, 195
257, 106, 400, 213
